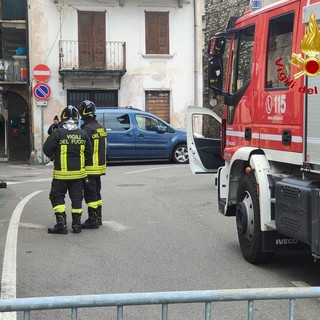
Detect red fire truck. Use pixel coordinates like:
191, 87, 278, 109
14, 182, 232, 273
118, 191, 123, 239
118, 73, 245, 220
187, 0, 320, 264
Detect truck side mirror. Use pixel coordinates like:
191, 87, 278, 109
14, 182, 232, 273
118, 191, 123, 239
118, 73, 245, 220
208, 36, 226, 56
208, 55, 223, 94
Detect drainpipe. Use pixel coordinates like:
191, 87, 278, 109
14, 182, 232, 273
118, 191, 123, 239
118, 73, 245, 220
193, 0, 201, 107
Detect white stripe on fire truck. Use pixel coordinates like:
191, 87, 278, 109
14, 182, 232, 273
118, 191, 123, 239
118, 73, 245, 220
226, 131, 302, 143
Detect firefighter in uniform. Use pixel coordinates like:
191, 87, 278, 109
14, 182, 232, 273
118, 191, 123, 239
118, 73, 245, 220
78, 100, 107, 229
43, 105, 92, 234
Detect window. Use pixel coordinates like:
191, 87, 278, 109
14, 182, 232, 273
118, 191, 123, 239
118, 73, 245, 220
145, 11, 169, 54
78, 11, 106, 69
266, 13, 294, 89
67, 90, 118, 108
136, 115, 172, 133
227, 25, 255, 124
229, 25, 255, 94
105, 113, 130, 131
136, 115, 160, 131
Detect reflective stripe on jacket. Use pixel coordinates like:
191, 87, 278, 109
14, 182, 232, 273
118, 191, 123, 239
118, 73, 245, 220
81, 118, 107, 176
43, 122, 92, 180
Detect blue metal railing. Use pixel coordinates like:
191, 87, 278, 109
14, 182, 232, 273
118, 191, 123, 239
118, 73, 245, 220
1, 287, 320, 320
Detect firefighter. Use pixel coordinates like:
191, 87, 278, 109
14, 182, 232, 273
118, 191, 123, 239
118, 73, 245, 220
77, 100, 107, 229
43, 105, 92, 234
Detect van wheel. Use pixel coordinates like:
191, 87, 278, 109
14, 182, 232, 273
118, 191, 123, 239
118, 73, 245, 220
236, 173, 274, 264
172, 144, 189, 164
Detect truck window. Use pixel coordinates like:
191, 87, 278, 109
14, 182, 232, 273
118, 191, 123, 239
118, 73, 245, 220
229, 25, 255, 94
227, 24, 255, 124
266, 13, 294, 89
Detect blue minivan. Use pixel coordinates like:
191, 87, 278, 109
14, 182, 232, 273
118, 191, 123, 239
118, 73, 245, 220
94, 107, 189, 164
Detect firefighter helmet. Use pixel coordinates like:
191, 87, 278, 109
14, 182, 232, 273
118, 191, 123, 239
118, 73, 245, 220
78, 100, 96, 119
60, 105, 79, 123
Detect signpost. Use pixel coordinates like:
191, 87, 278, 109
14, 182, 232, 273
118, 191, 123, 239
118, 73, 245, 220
33, 83, 51, 101
33, 64, 51, 83
33, 63, 51, 164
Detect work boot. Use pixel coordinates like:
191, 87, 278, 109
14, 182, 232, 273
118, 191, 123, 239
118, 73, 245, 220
81, 208, 99, 229
97, 205, 102, 225
72, 213, 82, 234
48, 212, 68, 234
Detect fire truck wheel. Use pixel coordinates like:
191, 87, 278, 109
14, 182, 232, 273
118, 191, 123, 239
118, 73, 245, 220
236, 172, 274, 264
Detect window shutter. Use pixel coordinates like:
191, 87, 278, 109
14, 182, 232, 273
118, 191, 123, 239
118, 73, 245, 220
158, 12, 169, 54
145, 11, 169, 54
145, 12, 158, 54
78, 11, 106, 69
92, 12, 106, 68
78, 12, 91, 67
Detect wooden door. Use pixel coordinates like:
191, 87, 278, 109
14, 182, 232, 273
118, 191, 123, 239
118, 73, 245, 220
145, 91, 170, 122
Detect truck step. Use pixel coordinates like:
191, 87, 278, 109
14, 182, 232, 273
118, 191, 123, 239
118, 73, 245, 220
265, 220, 277, 230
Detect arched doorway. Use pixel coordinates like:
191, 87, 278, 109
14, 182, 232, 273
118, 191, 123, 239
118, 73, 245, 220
5, 92, 30, 161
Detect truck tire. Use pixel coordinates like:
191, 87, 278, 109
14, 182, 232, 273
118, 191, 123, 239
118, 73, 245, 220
172, 144, 189, 164
236, 173, 274, 264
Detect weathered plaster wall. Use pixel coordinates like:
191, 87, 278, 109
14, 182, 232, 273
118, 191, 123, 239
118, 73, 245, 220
29, 0, 65, 162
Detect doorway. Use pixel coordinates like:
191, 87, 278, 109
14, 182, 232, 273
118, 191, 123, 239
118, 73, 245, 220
5, 92, 30, 161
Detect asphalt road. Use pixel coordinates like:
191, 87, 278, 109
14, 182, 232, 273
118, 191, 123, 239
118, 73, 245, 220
0, 161, 320, 319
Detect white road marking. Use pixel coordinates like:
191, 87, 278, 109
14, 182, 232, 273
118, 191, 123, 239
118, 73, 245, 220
0, 190, 43, 320
104, 220, 130, 231
19, 222, 46, 229
125, 165, 184, 175
6, 178, 51, 185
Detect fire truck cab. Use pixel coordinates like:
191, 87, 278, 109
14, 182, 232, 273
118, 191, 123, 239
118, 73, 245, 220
187, 0, 320, 264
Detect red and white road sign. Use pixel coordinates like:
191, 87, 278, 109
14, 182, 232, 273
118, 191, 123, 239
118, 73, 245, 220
33, 64, 51, 82
33, 83, 51, 101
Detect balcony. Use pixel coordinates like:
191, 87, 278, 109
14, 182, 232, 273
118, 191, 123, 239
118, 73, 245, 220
59, 40, 126, 76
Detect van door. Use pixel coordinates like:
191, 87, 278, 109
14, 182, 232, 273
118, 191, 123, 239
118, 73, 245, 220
134, 114, 171, 158
101, 112, 136, 160
187, 106, 224, 173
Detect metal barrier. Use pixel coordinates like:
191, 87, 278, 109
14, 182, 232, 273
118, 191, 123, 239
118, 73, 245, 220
1, 287, 320, 320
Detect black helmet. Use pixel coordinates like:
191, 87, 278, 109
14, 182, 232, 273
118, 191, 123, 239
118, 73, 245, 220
78, 100, 96, 119
60, 105, 79, 123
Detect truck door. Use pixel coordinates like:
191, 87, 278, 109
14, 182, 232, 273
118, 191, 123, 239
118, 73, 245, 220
187, 106, 224, 173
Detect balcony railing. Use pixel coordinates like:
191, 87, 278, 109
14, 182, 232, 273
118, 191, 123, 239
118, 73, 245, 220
59, 40, 126, 72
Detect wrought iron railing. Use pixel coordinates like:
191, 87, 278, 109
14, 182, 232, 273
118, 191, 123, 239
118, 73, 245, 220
59, 40, 126, 71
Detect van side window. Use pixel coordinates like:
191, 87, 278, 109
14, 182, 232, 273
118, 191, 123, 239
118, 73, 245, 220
266, 13, 294, 89
136, 115, 161, 132
105, 113, 130, 131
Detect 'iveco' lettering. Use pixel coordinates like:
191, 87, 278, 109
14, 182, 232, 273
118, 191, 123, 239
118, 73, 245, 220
275, 239, 298, 245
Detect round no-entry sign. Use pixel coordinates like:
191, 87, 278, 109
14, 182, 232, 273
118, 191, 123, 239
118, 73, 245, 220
33, 64, 51, 82
33, 83, 51, 101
